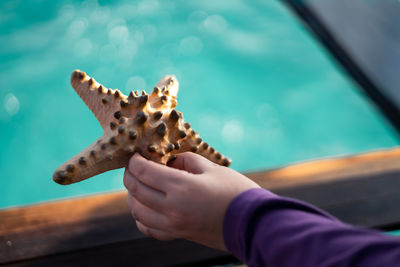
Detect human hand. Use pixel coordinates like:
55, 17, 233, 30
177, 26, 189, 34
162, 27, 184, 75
123, 152, 260, 251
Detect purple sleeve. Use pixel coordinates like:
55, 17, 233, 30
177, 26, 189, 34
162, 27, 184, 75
223, 188, 400, 267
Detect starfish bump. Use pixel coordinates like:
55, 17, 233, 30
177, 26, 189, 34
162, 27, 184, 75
53, 70, 231, 185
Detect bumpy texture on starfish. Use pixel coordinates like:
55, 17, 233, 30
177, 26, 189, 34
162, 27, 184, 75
53, 70, 231, 185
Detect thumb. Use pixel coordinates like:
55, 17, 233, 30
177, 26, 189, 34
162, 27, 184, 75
168, 152, 216, 174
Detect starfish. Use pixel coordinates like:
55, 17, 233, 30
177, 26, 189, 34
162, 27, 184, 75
53, 70, 231, 185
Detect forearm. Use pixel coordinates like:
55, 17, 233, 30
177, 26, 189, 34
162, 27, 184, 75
223, 188, 400, 267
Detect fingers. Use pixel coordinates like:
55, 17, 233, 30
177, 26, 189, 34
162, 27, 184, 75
127, 194, 169, 230
124, 169, 166, 211
136, 221, 175, 241
168, 152, 216, 174
128, 153, 193, 191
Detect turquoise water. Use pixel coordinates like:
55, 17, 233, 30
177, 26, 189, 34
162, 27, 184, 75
0, 0, 398, 209
387, 230, 400, 237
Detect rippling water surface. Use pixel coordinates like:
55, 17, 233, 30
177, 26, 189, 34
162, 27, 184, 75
0, 0, 398, 208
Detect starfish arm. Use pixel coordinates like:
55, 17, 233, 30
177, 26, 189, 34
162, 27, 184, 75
176, 133, 232, 167
53, 136, 131, 185
70, 70, 127, 130
153, 75, 179, 98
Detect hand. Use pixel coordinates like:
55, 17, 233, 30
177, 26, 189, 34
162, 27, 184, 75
123, 152, 260, 251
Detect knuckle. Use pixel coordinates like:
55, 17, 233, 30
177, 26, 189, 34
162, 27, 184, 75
133, 164, 146, 180
123, 170, 130, 189
123, 175, 138, 196
130, 180, 138, 194
124, 177, 138, 195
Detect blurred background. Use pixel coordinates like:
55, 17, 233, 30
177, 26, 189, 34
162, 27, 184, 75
0, 0, 398, 209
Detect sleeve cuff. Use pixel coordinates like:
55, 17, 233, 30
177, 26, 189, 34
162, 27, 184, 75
222, 188, 277, 258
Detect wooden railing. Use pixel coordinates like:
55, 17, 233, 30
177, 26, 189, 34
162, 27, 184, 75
1, 148, 400, 266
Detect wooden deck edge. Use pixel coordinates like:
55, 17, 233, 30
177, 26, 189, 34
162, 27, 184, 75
246, 147, 400, 189
1, 147, 400, 265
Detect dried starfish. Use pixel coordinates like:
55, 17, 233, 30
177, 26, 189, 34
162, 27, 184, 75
53, 70, 231, 185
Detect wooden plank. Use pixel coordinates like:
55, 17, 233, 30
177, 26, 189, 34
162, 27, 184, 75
1, 147, 399, 266
0, 192, 126, 235
0, 191, 234, 266
4, 238, 236, 267
247, 147, 400, 189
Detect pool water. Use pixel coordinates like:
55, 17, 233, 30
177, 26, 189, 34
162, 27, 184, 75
0, 0, 398, 209
388, 230, 400, 237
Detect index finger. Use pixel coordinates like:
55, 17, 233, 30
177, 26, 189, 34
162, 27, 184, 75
128, 153, 192, 191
